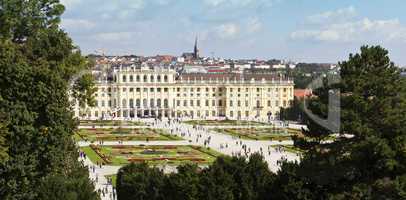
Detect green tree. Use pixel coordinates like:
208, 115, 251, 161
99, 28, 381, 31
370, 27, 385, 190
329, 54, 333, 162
0, 111, 8, 164
0, 0, 98, 199
275, 46, 406, 199
72, 73, 97, 108
116, 163, 165, 200
163, 164, 200, 200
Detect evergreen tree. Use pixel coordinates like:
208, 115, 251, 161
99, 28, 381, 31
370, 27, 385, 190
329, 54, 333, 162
277, 46, 406, 199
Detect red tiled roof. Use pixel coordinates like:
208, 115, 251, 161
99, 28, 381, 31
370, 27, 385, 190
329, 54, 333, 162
178, 73, 290, 81
294, 89, 312, 98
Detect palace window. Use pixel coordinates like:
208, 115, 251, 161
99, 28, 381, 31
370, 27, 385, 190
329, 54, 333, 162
122, 75, 127, 82
129, 99, 134, 108
164, 99, 168, 108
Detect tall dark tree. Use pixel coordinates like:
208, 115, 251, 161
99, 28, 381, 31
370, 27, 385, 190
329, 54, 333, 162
0, 0, 98, 199
163, 164, 200, 200
277, 46, 406, 199
116, 163, 165, 200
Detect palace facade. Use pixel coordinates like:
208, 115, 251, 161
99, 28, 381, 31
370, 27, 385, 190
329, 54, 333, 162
75, 66, 294, 120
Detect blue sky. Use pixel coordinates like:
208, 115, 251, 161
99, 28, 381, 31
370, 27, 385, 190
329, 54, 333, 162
60, 0, 406, 65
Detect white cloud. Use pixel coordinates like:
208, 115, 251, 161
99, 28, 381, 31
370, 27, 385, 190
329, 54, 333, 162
60, 0, 82, 8
246, 17, 262, 33
292, 17, 406, 43
128, 0, 145, 10
94, 32, 140, 41
61, 19, 95, 30
306, 6, 357, 24
215, 23, 240, 39
203, 0, 272, 7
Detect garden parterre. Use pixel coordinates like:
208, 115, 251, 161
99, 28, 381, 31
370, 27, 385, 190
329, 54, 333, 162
212, 127, 301, 140
81, 145, 222, 166
75, 128, 182, 142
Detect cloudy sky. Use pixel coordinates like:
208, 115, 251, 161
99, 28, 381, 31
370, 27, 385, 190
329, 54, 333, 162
60, 0, 406, 65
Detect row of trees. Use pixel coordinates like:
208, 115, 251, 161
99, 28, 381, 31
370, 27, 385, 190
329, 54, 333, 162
117, 46, 406, 199
0, 0, 98, 199
117, 153, 274, 200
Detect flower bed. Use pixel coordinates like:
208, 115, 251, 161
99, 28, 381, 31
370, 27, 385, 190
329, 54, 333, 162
82, 145, 221, 166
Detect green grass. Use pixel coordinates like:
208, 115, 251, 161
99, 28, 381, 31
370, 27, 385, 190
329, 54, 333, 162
271, 144, 305, 154
80, 120, 146, 126
73, 133, 83, 142
212, 128, 294, 140
184, 120, 269, 126
75, 128, 183, 142
81, 146, 104, 164
81, 145, 222, 166
212, 127, 336, 141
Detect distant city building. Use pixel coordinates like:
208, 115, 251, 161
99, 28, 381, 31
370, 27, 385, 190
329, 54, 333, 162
181, 36, 200, 62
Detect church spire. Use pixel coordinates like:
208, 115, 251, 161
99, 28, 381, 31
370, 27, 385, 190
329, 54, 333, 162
194, 36, 199, 59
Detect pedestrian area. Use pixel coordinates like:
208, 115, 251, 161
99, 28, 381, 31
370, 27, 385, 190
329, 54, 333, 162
77, 119, 302, 200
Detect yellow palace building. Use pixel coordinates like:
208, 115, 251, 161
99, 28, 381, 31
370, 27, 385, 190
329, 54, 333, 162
74, 66, 294, 121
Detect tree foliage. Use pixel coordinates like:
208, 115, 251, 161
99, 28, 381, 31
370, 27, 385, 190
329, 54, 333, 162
282, 45, 406, 199
117, 153, 275, 200
0, 0, 98, 199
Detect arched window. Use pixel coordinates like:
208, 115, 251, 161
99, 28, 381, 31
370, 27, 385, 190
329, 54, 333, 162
136, 99, 140, 107
150, 75, 154, 82
164, 99, 168, 108
122, 99, 127, 108
129, 99, 134, 108
122, 75, 126, 82
164, 75, 168, 82
136, 75, 140, 82
129, 75, 133, 82
157, 75, 161, 82
157, 99, 162, 108
143, 75, 147, 82
150, 99, 155, 107
143, 99, 147, 107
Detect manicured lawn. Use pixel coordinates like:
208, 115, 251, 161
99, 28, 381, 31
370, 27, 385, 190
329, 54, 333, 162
271, 144, 305, 154
75, 128, 182, 142
81, 146, 104, 164
212, 128, 295, 140
80, 120, 146, 126
184, 120, 269, 126
212, 127, 335, 141
81, 145, 222, 166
